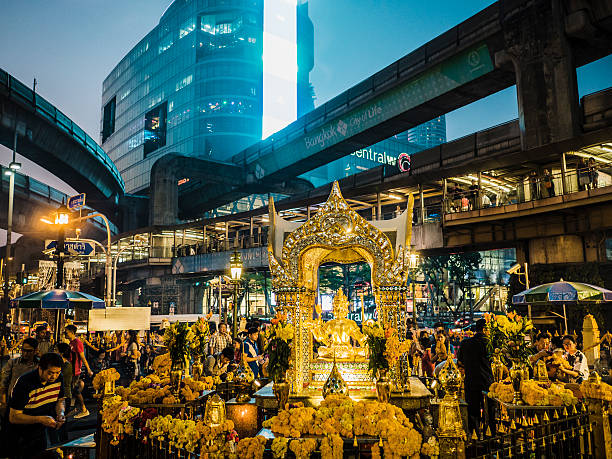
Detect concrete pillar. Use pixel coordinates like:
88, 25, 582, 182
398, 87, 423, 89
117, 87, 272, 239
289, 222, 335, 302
442, 178, 448, 214
495, 0, 580, 151
582, 314, 600, 365
477, 172, 482, 210
561, 152, 568, 195
419, 184, 425, 224
225, 222, 229, 251
376, 192, 381, 221
149, 159, 178, 226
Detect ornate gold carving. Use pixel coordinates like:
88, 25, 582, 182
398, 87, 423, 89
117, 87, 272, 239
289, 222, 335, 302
267, 182, 414, 394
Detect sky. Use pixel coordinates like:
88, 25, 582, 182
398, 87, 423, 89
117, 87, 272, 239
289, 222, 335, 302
0, 0, 611, 195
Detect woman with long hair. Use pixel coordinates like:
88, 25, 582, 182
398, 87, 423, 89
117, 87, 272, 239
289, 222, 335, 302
124, 330, 141, 381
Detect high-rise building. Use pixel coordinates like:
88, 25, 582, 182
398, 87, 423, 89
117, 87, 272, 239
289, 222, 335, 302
101, 0, 314, 194
407, 116, 446, 149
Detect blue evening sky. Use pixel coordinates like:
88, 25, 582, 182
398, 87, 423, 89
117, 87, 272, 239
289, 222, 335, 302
0, 0, 610, 194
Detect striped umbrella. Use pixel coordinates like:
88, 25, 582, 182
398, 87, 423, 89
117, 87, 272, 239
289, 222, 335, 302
10, 289, 105, 309
512, 280, 612, 305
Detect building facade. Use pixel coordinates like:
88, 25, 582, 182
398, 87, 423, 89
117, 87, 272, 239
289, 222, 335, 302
101, 0, 314, 195
407, 116, 447, 149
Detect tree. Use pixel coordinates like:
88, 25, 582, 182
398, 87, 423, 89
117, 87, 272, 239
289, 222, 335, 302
420, 254, 450, 314
420, 252, 482, 321
447, 252, 482, 317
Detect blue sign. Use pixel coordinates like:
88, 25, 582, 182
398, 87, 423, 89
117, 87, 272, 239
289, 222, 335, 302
68, 193, 86, 210
45, 240, 95, 256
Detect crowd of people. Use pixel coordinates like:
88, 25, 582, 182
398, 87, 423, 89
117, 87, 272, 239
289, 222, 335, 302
409, 319, 598, 439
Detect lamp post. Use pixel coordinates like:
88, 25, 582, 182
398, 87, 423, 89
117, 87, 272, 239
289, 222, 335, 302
230, 250, 243, 338
2, 130, 22, 332
43, 210, 113, 306
52, 202, 69, 343
53, 203, 70, 288
408, 252, 420, 330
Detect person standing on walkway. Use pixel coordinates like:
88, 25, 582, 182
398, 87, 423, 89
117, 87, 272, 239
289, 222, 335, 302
35, 326, 53, 356
64, 325, 92, 419
457, 319, 494, 439
6, 352, 65, 458
0, 338, 39, 414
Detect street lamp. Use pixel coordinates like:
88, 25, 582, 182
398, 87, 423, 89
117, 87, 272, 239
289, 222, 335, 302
42, 207, 113, 307
408, 252, 420, 329
230, 250, 243, 337
2, 123, 24, 336
53, 203, 70, 289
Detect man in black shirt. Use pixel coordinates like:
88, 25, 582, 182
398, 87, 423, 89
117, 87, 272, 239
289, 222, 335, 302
457, 319, 494, 438
7, 352, 65, 458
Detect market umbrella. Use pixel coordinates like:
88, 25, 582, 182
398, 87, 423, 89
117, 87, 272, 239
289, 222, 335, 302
10, 289, 105, 310
512, 280, 612, 305
512, 280, 612, 333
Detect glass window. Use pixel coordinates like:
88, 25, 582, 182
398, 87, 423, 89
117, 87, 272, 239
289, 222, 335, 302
144, 102, 168, 157
102, 96, 116, 143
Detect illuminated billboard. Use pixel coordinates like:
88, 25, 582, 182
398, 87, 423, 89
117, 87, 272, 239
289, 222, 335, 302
263, 0, 298, 139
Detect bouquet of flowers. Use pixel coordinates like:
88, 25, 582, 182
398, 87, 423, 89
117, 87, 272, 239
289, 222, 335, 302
362, 320, 410, 378
163, 321, 192, 368
190, 317, 211, 362
485, 311, 533, 363
263, 312, 294, 382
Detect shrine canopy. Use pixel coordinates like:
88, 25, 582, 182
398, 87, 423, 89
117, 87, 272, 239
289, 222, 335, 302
266, 181, 415, 293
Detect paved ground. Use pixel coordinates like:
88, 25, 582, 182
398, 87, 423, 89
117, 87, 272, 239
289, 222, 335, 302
52, 400, 99, 446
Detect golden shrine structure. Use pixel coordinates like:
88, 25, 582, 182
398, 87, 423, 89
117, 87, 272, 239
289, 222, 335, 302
267, 181, 419, 396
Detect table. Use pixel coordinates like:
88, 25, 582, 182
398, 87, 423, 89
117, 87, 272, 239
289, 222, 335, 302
254, 377, 432, 410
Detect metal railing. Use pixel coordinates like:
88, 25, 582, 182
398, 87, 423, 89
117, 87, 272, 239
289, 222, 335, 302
467, 408, 596, 458
445, 165, 610, 215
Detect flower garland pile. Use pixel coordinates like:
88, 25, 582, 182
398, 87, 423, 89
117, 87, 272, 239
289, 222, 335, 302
235, 435, 267, 458
262, 312, 294, 382
115, 373, 213, 404
421, 436, 440, 458
581, 378, 612, 401
271, 437, 289, 458
261, 394, 422, 458
100, 395, 141, 445
102, 395, 239, 456
92, 368, 120, 392
151, 353, 171, 375
489, 379, 578, 406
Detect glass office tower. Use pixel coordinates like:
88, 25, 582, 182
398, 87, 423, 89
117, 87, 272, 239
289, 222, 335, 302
407, 116, 447, 149
101, 0, 314, 194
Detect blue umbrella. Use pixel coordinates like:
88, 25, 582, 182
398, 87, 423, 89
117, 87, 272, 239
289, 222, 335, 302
512, 280, 612, 305
10, 289, 105, 309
